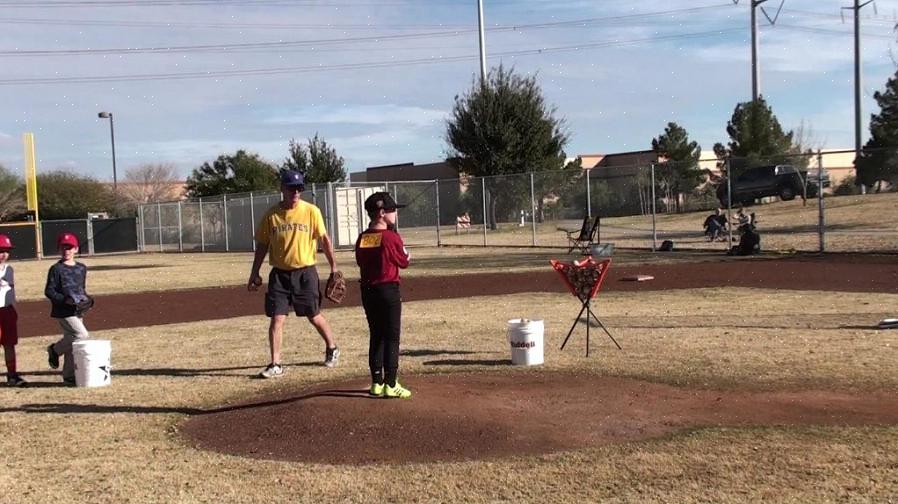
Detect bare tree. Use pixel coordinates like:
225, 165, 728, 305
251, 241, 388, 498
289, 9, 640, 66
0, 164, 25, 221
120, 163, 183, 206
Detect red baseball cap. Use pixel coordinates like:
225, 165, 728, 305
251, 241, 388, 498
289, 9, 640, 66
0, 234, 12, 250
58, 232, 79, 249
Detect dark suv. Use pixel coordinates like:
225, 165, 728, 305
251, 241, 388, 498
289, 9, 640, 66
717, 164, 819, 206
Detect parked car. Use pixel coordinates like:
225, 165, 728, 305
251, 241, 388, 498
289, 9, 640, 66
716, 164, 820, 206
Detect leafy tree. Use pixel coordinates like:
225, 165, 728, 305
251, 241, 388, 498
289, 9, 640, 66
282, 134, 347, 184
120, 163, 183, 207
37, 170, 115, 220
651, 122, 702, 212
446, 65, 568, 229
0, 164, 25, 221
857, 70, 898, 191
713, 97, 795, 176
186, 150, 278, 197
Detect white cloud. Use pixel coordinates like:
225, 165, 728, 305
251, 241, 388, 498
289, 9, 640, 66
264, 104, 447, 128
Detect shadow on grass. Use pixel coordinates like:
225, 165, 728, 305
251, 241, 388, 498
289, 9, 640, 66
112, 362, 321, 378
0, 388, 372, 416
423, 358, 511, 366
400, 349, 479, 357
89, 264, 167, 271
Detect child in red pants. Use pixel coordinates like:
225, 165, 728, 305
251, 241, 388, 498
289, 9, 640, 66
0, 234, 25, 387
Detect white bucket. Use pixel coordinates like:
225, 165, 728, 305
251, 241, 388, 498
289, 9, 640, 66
507, 318, 544, 366
73, 340, 112, 388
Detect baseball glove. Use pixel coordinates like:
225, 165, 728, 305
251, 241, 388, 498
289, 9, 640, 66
76, 295, 95, 314
325, 271, 346, 304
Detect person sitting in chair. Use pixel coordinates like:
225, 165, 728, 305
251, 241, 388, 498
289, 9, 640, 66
455, 212, 471, 234
703, 209, 726, 241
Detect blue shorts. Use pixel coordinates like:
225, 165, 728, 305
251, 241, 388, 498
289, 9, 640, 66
265, 267, 321, 317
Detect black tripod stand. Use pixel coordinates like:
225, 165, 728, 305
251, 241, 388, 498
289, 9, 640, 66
560, 296, 622, 357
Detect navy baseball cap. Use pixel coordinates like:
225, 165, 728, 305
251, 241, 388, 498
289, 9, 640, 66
280, 170, 305, 188
364, 192, 406, 213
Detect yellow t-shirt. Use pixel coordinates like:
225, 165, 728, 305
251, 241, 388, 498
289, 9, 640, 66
255, 200, 327, 270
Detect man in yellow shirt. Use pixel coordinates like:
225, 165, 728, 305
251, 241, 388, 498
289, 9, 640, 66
247, 170, 339, 378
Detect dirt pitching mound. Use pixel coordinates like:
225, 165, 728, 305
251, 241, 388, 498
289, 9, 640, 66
180, 372, 898, 465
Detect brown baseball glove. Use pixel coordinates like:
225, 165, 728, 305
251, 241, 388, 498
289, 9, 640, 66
325, 271, 346, 304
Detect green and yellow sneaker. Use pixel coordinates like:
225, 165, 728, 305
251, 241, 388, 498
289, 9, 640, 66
383, 381, 412, 399
369, 382, 384, 397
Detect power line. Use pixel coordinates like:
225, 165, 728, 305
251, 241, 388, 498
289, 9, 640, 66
0, 3, 734, 30
0, 4, 739, 58
776, 22, 895, 40
0, 27, 745, 85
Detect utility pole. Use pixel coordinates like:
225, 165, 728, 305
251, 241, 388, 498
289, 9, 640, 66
846, 0, 875, 195
751, 0, 768, 101
477, 0, 487, 84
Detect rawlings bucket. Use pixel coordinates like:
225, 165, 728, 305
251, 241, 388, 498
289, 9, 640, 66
73, 340, 112, 388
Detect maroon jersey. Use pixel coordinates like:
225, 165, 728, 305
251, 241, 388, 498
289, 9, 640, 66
355, 229, 410, 286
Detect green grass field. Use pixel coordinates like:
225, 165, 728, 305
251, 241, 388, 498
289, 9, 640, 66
2, 246, 898, 502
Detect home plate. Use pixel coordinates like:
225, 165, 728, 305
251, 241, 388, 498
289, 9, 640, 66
622, 274, 654, 282
879, 318, 898, 329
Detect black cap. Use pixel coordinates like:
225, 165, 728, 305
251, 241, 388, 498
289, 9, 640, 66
280, 170, 305, 187
364, 192, 406, 213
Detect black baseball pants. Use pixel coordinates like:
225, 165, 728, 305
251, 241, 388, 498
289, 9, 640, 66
361, 282, 402, 386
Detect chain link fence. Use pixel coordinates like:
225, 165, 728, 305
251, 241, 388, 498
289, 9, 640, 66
139, 151, 897, 254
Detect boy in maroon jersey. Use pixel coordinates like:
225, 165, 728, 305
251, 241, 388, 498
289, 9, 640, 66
355, 192, 411, 399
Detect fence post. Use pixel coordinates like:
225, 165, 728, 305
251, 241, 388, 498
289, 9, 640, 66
585, 169, 592, 218
249, 192, 256, 252
725, 157, 733, 247
199, 197, 206, 252
326, 182, 335, 245
817, 150, 825, 252
312, 183, 317, 206
650, 164, 657, 252
177, 201, 183, 252
434, 179, 442, 247
223, 194, 230, 252
86, 218, 95, 256
481, 177, 488, 246
156, 202, 163, 252
530, 172, 537, 246
138, 204, 144, 252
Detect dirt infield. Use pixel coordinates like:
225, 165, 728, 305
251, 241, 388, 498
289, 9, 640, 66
181, 372, 898, 465
19, 253, 898, 465
16, 254, 898, 338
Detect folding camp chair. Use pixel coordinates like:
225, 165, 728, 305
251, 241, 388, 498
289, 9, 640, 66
550, 257, 621, 356
558, 215, 601, 254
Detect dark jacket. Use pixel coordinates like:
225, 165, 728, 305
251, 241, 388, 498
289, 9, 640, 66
45, 261, 89, 318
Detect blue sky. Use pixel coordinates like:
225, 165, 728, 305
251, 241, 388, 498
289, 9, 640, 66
1, 0, 897, 182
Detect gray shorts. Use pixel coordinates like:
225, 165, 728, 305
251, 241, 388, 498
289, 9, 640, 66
265, 267, 321, 317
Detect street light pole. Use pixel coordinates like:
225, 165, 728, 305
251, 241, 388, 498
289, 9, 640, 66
98, 111, 117, 194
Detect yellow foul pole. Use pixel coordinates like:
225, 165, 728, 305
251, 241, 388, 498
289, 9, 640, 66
22, 133, 41, 258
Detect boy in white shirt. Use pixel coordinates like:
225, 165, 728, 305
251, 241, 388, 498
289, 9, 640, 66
0, 234, 25, 387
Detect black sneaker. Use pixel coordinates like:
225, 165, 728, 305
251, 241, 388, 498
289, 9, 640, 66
324, 347, 340, 368
62, 377, 76, 387
47, 344, 60, 369
6, 373, 27, 387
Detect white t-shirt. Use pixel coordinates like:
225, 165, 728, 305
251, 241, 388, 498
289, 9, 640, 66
0, 263, 15, 308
